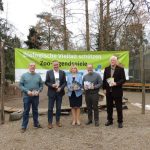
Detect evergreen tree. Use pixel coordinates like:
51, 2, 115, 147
0, 18, 21, 81
36, 12, 72, 50
0, 0, 3, 11
25, 27, 42, 49
5, 35, 21, 81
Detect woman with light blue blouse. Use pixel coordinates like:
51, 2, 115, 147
67, 65, 83, 125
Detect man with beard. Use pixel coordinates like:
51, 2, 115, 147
83, 64, 102, 126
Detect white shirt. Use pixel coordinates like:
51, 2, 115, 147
53, 70, 59, 79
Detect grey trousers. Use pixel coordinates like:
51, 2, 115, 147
85, 93, 99, 122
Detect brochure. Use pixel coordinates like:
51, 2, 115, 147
84, 81, 94, 90
55, 78, 60, 87
72, 81, 80, 91
107, 77, 114, 87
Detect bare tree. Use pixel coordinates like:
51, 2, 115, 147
51, 0, 75, 50
84, 0, 90, 51
36, 12, 73, 50
99, 0, 104, 50
63, 0, 68, 50
42, 0, 150, 51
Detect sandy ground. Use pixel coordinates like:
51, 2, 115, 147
1, 89, 150, 150
4, 86, 150, 108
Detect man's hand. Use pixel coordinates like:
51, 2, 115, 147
90, 84, 94, 89
103, 90, 106, 95
34, 90, 39, 96
56, 87, 61, 92
111, 82, 117, 86
52, 84, 58, 88
27, 91, 33, 96
84, 85, 88, 90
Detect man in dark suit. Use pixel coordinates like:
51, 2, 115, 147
103, 56, 126, 128
45, 60, 66, 129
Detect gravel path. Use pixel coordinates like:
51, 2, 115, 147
1, 89, 150, 150
1, 103, 150, 150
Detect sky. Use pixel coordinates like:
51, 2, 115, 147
2, 0, 150, 46
1, 0, 97, 43
2, 0, 54, 40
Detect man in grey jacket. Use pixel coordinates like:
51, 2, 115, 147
83, 64, 102, 126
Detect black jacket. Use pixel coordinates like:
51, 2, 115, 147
45, 70, 66, 97
103, 65, 126, 97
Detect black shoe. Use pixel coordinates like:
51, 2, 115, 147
95, 121, 99, 127
105, 121, 113, 126
86, 120, 92, 125
34, 124, 42, 128
118, 123, 123, 128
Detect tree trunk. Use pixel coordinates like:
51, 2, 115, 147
63, 0, 68, 50
99, 0, 104, 50
85, 0, 90, 51
48, 26, 51, 50
106, 0, 110, 50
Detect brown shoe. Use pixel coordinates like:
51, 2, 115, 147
21, 128, 26, 133
56, 122, 62, 127
48, 123, 53, 129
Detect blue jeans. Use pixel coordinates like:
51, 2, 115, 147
22, 96, 39, 129
48, 94, 62, 124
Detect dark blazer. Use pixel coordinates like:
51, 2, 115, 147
45, 70, 66, 97
103, 65, 126, 97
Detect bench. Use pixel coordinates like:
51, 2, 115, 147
123, 82, 150, 91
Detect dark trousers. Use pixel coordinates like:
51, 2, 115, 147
85, 93, 99, 122
48, 93, 62, 124
106, 92, 123, 123
22, 96, 39, 129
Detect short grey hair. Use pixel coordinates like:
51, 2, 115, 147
110, 56, 118, 62
29, 62, 36, 66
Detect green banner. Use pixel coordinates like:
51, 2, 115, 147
15, 48, 129, 81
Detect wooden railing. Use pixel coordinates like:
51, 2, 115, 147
5, 84, 22, 97
123, 82, 150, 90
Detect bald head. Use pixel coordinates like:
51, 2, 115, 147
28, 62, 36, 73
87, 64, 93, 74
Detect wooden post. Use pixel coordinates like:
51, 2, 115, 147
140, 45, 145, 114
0, 39, 5, 124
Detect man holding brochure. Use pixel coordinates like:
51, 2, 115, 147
19, 63, 43, 133
83, 64, 102, 126
45, 60, 66, 129
103, 56, 126, 128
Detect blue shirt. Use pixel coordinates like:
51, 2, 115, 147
19, 72, 43, 96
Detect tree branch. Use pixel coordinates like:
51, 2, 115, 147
143, 0, 150, 12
